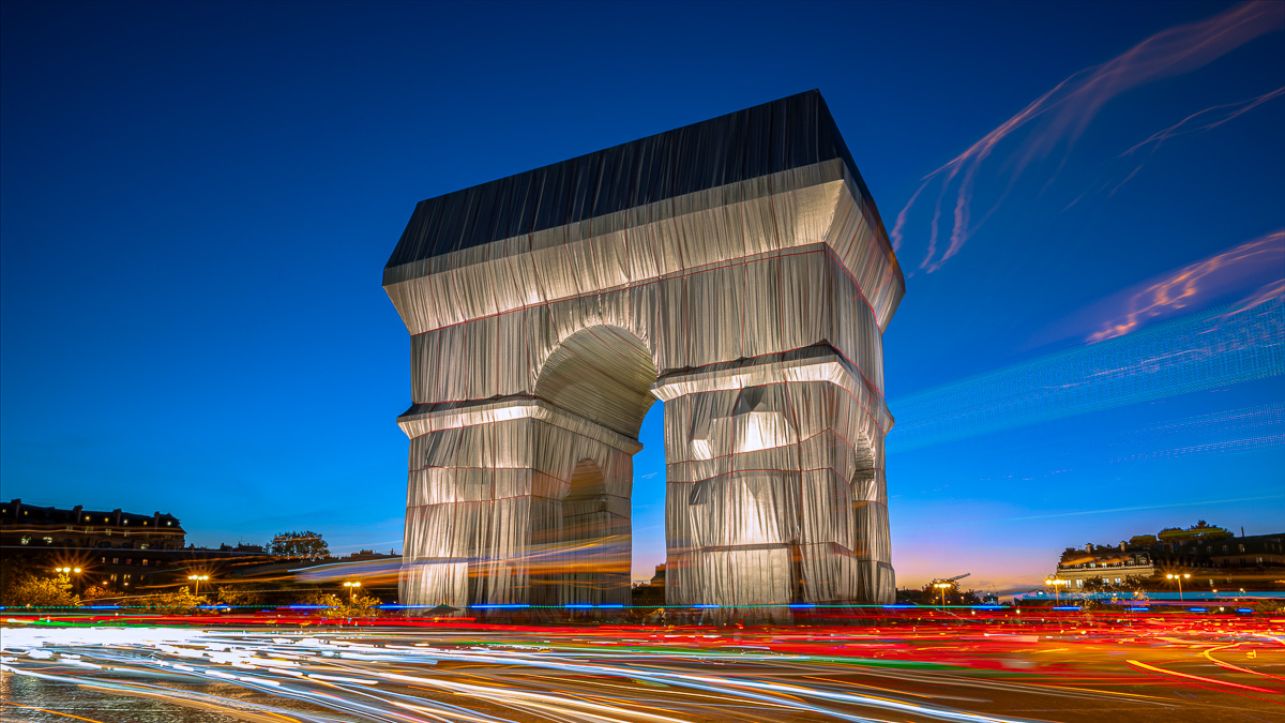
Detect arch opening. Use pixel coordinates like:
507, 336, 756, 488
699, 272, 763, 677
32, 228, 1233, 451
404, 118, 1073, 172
535, 325, 658, 438
533, 326, 658, 606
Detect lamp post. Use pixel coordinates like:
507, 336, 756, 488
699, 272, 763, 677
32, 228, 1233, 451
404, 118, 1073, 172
932, 582, 951, 607
187, 574, 210, 597
1165, 572, 1191, 601
53, 567, 83, 595
1043, 577, 1069, 604
342, 581, 362, 602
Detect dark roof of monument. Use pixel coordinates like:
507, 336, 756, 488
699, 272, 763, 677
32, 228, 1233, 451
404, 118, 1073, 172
387, 89, 890, 268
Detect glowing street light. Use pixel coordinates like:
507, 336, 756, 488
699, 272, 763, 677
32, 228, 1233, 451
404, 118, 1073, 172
342, 580, 362, 602
1165, 572, 1191, 601
1043, 577, 1070, 604
932, 581, 952, 607
188, 573, 210, 596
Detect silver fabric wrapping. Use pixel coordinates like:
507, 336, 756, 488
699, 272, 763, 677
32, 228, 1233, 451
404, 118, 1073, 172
386, 93, 903, 608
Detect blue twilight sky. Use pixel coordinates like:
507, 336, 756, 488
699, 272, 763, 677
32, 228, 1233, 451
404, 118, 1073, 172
3, 1, 1282, 590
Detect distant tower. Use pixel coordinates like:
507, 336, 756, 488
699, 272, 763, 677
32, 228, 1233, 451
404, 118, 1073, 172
384, 91, 904, 609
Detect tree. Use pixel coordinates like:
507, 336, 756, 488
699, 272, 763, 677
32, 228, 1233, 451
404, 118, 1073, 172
267, 531, 330, 560
138, 586, 207, 613
80, 584, 113, 602
215, 585, 263, 606
306, 590, 381, 619
3, 575, 79, 607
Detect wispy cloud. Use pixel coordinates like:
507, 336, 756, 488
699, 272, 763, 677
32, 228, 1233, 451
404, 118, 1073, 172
890, 295, 1285, 452
1122, 85, 1285, 156
892, 2, 1285, 272
1088, 230, 1284, 342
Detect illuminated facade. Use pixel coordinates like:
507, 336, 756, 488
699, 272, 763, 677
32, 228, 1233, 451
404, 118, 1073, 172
1055, 524, 1285, 590
385, 91, 904, 608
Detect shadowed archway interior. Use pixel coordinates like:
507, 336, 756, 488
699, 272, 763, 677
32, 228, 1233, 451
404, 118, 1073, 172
535, 326, 658, 438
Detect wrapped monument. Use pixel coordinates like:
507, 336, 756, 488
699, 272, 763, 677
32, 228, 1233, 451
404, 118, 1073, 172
384, 90, 905, 609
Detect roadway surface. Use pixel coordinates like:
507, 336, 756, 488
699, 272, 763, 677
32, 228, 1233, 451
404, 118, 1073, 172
2, 611, 1282, 722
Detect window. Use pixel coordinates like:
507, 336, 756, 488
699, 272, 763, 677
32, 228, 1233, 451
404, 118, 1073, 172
42, 536, 53, 544
19, 536, 30, 545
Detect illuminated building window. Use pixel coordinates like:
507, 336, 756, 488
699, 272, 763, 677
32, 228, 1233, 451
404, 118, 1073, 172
42, 536, 53, 544
139, 543, 148, 550
112, 558, 118, 564
19, 536, 30, 545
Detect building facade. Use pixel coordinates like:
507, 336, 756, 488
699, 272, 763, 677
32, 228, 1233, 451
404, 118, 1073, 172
0, 499, 275, 594
1055, 522, 1285, 591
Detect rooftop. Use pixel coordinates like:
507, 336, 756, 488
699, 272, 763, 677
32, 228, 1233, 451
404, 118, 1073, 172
386, 89, 891, 268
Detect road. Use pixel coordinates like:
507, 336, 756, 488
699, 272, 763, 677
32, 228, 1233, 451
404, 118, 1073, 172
2, 611, 1282, 722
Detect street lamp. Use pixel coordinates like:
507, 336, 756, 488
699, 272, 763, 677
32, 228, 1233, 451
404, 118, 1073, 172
1165, 572, 1191, 602
342, 580, 362, 602
931, 582, 952, 606
53, 567, 83, 594
1043, 578, 1070, 604
188, 573, 210, 596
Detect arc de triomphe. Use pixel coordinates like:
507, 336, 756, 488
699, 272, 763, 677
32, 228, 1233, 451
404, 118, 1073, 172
384, 90, 904, 609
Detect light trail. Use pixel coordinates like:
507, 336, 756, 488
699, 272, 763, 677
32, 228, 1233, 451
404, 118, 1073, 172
2, 611, 1282, 721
